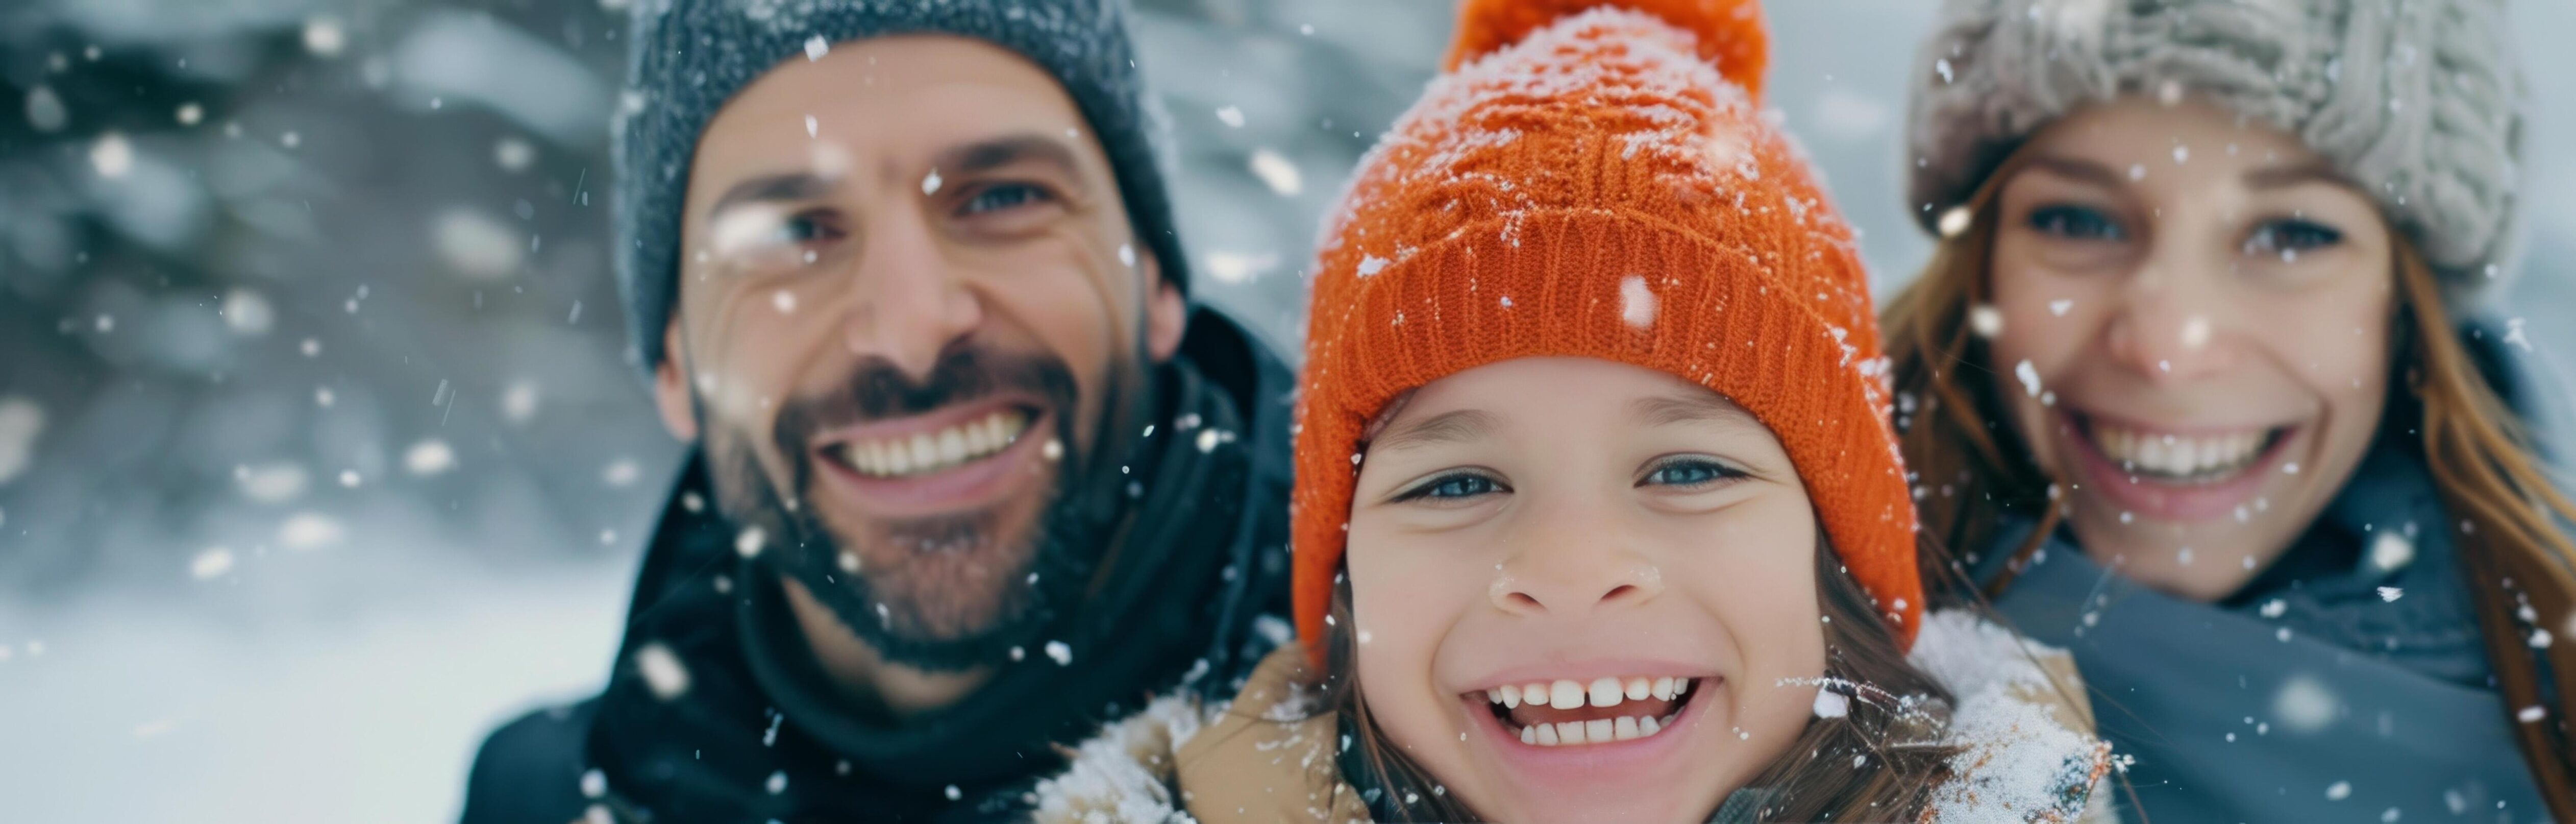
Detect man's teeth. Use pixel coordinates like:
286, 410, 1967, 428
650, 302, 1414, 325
1489, 676, 1691, 747
2089, 421, 2271, 481
837, 410, 1031, 478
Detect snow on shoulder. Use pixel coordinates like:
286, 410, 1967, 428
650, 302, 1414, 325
1910, 609, 2121, 823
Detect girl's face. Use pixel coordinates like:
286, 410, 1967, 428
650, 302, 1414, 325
1985, 98, 2395, 600
1345, 357, 1826, 823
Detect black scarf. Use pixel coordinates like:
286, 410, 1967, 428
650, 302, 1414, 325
582, 349, 1285, 822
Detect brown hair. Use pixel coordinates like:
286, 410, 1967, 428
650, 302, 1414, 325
1880, 148, 2576, 820
1311, 537, 1960, 822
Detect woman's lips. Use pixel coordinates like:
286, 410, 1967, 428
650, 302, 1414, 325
2059, 408, 2296, 522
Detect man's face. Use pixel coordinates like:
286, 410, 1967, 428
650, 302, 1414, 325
652, 35, 1185, 659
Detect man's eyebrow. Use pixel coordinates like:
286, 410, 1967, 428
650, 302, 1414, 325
1627, 392, 1760, 429
1369, 409, 1501, 454
933, 134, 1087, 181
707, 172, 836, 218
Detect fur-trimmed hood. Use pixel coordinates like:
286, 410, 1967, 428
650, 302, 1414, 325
1028, 609, 2120, 823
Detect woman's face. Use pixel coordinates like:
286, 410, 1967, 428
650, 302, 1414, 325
1984, 98, 2395, 600
1345, 357, 1826, 823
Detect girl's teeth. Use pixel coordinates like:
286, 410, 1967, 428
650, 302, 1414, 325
1588, 677, 1623, 708
1549, 680, 1584, 710
1652, 676, 1675, 700
1515, 713, 1677, 747
1499, 684, 1522, 709
1524, 683, 1549, 708
1623, 677, 1651, 701
1557, 721, 1587, 745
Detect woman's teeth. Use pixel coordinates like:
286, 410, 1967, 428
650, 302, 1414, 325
833, 410, 1030, 478
1485, 676, 1694, 747
2088, 421, 2274, 482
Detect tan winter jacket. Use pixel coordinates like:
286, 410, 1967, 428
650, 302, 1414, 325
1030, 609, 2120, 823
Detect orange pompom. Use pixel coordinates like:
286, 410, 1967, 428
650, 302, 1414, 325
1443, 0, 1769, 101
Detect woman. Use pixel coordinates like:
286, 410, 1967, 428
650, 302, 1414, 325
1026, 1, 2116, 820
1885, 0, 2572, 820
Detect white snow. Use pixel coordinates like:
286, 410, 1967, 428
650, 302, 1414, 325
434, 208, 525, 280
221, 288, 274, 336
1247, 148, 1301, 195
1215, 106, 1244, 128
1619, 275, 1657, 329
2014, 359, 2043, 397
90, 132, 134, 178
2273, 674, 2339, 733
404, 440, 458, 476
1969, 303, 2004, 337
302, 17, 347, 57
189, 547, 237, 580
0, 396, 46, 485
735, 526, 767, 559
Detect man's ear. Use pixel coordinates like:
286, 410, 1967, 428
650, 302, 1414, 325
1142, 249, 1187, 363
651, 320, 701, 442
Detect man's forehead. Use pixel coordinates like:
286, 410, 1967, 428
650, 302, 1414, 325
687, 34, 1102, 190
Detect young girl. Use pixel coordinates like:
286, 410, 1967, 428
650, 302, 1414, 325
1885, 0, 2572, 819
1030, 1, 2115, 820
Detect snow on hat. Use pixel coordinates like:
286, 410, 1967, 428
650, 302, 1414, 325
1290, 0, 1924, 664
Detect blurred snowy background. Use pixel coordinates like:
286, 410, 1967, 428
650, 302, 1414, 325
2, 0, 2571, 820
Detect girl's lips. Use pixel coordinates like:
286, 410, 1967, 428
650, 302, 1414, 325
1464, 669, 1716, 786
2058, 408, 2294, 522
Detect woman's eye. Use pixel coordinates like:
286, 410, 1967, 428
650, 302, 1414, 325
960, 183, 1054, 215
773, 212, 836, 245
1641, 457, 1743, 489
2244, 218, 2343, 258
2026, 204, 2126, 241
1394, 472, 1505, 503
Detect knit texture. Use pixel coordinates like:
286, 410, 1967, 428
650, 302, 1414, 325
1291, 0, 1923, 663
611, 0, 1188, 371
1905, 0, 2527, 304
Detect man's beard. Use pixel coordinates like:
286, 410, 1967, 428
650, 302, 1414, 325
702, 345, 1104, 673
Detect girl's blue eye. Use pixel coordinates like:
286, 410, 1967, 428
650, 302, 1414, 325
1422, 474, 1497, 499
2027, 204, 2126, 241
1392, 471, 1505, 503
2245, 218, 2343, 257
961, 183, 1052, 214
1641, 458, 1743, 489
774, 213, 832, 244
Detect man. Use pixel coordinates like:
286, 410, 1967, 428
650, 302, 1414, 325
460, 2, 1294, 820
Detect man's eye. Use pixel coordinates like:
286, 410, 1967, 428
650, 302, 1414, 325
2027, 204, 2126, 241
960, 183, 1054, 215
773, 212, 835, 244
1640, 457, 1744, 489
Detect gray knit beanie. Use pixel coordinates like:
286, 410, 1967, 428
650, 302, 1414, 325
612, 0, 1188, 370
1904, 0, 2527, 304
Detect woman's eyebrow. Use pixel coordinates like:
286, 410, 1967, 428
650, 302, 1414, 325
1370, 409, 1500, 454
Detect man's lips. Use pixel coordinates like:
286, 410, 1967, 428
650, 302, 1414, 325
806, 396, 1057, 517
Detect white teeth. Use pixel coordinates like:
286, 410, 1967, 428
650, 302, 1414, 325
2090, 421, 2270, 480
1624, 677, 1651, 701
1557, 721, 1587, 745
1499, 684, 1521, 709
1588, 677, 1623, 708
838, 411, 1033, 478
1653, 676, 1675, 700
1524, 683, 1549, 709
1549, 680, 1584, 710
1517, 714, 1673, 747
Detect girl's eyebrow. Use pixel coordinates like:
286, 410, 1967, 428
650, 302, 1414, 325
1370, 408, 1499, 454
1627, 392, 1760, 430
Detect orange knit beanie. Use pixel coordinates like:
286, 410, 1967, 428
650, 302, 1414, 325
1292, 0, 1922, 662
